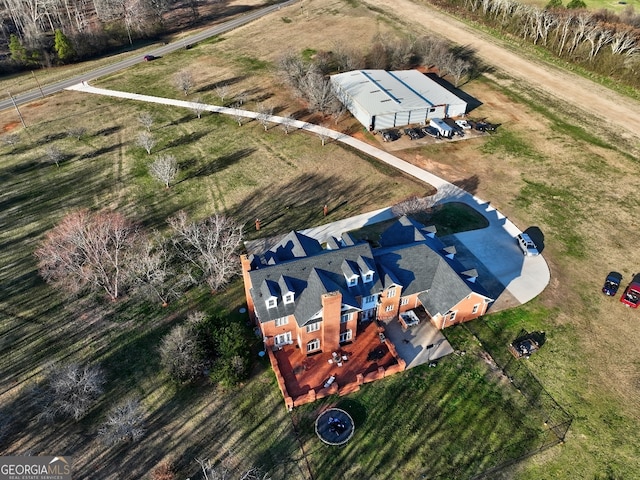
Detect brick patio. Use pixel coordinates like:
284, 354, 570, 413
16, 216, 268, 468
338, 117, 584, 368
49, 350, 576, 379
268, 320, 406, 408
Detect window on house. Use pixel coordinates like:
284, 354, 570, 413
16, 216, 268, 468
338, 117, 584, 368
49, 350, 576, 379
364, 272, 373, 283
449, 311, 457, 321
307, 339, 320, 352
348, 276, 358, 287
364, 295, 376, 304
400, 298, 409, 306
306, 322, 320, 333
266, 298, 277, 308
472, 304, 479, 314
387, 287, 396, 298
274, 331, 292, 346
340, 313, 351, 324
275, 316, 288, 327
284, 292, 294, 304
385, 305, 394, 312
339, 330, 352, 343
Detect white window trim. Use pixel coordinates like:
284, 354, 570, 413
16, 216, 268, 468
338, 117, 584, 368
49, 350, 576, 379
339, 330, 352, 343
340, 312, 351, 324
400, 298, 409, 306
307, 339, 320, 352
274, 331, 292, 346
385, 305, 394, 312
449, 311, 457, 321
472, 304, 479, 314
283, 292, 294, 304
387, 287, 397, 298
306, 322, 320, 333
348, 276, 358, 287
266, 297, 277, 308
275, 316, 288, 327
363, 272, 374, 283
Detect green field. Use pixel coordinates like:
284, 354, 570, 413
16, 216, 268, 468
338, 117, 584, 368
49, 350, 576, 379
2, 0, 640, 478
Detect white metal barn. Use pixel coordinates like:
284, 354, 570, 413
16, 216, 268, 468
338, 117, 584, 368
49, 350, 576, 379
330, 69, 468, 131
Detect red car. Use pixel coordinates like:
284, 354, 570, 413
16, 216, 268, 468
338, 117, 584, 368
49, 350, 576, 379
620, 273, 640, 308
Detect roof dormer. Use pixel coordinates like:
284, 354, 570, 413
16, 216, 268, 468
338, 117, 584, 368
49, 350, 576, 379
278, 275, 296, 305
357, 255, 375, 283
261, 279, 280, 309
341, 259, 359, 287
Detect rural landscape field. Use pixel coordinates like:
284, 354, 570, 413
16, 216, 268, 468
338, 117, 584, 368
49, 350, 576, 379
2, 0, 640, 478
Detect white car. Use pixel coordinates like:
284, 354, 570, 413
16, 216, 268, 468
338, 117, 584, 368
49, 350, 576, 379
455, 119, 471, 130
517, 233, 539, 256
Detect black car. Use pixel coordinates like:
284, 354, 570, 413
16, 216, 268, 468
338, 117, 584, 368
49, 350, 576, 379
602, 271, 623, 296
403, 128, 421, 140
422, 126, 439, 138
382, 130, 400, 142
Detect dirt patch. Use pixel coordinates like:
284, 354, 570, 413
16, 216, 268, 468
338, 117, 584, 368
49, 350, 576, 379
2, 121, 20, 132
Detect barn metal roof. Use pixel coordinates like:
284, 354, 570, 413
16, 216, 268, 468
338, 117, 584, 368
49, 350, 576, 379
330, 69, 466, 117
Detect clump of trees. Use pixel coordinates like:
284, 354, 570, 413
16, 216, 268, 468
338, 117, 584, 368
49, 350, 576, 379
438, 0, 640, 88
159, 310, 252, 386
35, 209, 244, 304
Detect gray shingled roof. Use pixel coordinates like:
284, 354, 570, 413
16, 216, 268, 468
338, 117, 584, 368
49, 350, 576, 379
379, 215, 427, 247
249, 242, 381, 326
264, 231, 323, 263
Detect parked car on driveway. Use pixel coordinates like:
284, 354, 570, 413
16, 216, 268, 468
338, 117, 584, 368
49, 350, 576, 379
143, 55, 156, 61
516, 233, 539, 256
382, 130, 400, 142
421, 126, 439, 138
455, 119, 471, 130
602, 272, 623, 296
620, 273, 640, 307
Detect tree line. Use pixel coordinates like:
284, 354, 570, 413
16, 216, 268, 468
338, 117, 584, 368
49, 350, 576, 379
0, 0, 206, 69
434, 0, 640, 89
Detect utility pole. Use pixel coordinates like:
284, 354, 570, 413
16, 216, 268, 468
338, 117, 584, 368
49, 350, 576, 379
7, 92, 26, 129
31, 71, 45, 98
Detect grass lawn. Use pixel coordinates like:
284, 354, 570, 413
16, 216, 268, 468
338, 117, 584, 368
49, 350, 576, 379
3, 0, 640, 478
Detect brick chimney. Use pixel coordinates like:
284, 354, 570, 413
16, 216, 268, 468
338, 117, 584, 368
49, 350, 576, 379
321, 291, 342, 352
240, 254, 256, 323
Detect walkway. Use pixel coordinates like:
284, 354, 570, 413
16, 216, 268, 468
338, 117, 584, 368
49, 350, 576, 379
66, 83, 550, 306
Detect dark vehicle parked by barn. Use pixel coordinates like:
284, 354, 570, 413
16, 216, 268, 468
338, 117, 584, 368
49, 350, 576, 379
602, 272, 623, 296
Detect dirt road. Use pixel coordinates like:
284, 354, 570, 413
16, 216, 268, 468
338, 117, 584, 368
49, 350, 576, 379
364, 0, 640, 148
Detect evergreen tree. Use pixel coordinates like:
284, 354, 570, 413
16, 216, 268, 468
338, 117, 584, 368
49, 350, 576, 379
545, 0, 563, 8
54, 30, 75, 62
566, 0, 586, 8
8, 34, 27, 64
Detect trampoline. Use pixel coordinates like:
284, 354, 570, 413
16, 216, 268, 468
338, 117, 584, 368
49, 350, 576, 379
315, 408, 355, 446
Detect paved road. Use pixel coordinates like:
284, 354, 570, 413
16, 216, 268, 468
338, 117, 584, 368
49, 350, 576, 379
0, 0, 298, 113
65, 82, 551, 307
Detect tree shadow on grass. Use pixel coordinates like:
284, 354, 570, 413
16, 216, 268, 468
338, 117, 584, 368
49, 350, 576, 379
179, 147, 256, 181
196, 75, 246, 94
163, 130, 208, 150
453, 174, 480, 195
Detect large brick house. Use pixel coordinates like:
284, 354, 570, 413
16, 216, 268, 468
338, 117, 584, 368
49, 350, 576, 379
241, 215, 493, 356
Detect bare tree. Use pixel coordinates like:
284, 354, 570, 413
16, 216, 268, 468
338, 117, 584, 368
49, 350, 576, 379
137, 130, 157, 154
280, 114, 295, 134
138, 112, 154, 132
168, 210, 243, 293
234, 91, 249, 106
256, 104, 273, 131
215, 83, 230, 104
174, 69, 194, 96
329, 99, 347, 125
34, 363, 105, 423
151, 461, 175, 480
196, 457, 271, 480
98, 397, 145, 445
189, 98, 206, 119
35, 210, 139, 300
149, 154, 178, 188
130, 233, 186, 306
391, 195, 432, 216
45, 145, 64, 167
66, 126, 86, 140
159, 312, 206, 382
231, 103, 245, 126
449, 58, 471, 86
299, 69, 335, 113
317, 125, 331, 146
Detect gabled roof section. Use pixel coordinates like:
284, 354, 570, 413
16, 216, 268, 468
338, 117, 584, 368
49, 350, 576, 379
248, 241, 381, 324
379, 215, 427, 247
418, 260, 475, 316
376, 243, 442, 295
341, 259, 360, 279
264, 231, 322, 263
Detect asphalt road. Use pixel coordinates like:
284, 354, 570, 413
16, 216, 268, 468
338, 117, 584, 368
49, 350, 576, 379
0, 0, 297, 113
